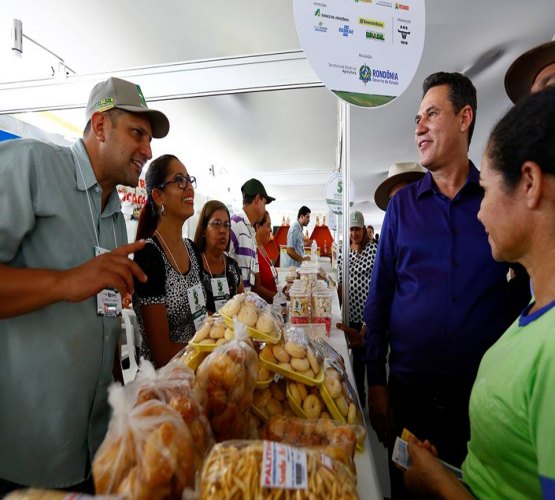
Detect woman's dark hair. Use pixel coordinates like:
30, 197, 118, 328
254, 210, 272, 238
422, 72, 477, 147
193, 200, 231, 252
135, 154, 178, 241
487, 87, 555, 190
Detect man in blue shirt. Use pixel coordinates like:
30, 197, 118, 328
281, 205, 311, 268
363, 72, 530, 498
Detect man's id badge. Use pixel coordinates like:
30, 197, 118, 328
95, 246, 122, 317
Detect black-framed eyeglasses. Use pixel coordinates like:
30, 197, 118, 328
157, 174, 196, 190
207, 219, 231, 231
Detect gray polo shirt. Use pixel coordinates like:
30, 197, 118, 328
0, 138, 127, 487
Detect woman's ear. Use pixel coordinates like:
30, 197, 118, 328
521, 161, 543, 209
151, 187, 164, 207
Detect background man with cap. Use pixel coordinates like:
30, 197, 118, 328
229, 178, 275, 293
281, 205, 311, 268
505, 39, 555, 103
374, 162, 426, 212
363, 71, 530, 498
336, 210, 378, 407
0, 77, 169, 493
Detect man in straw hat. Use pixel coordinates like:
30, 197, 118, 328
505, 39, 555, 103
374, 161, 426, 211
363, 72, 530, 498
0, 77, 169, 494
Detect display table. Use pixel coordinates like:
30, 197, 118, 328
278, 278, 383, 499
325, 288, 383, 499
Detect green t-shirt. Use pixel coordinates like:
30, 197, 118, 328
463, 300, 555, 499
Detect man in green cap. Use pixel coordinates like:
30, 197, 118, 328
229, 178, 275, 293
0, 76, 169, 494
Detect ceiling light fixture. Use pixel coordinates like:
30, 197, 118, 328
10, 18, 76, 78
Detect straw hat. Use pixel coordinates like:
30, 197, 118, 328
504, 40, 555, 104
374, 162, 426, 211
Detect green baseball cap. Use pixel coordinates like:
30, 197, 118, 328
350, 211, 365, 229
85, 77, 170, 138
241, 178, 275, 203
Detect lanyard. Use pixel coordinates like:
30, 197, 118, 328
202, 252, 226, 278
73, 151, 118, 248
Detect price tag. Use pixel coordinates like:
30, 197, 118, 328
261, 441, 307, 490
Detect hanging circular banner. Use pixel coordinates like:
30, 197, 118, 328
325, 171, 356, 215
294, 0, 425, 108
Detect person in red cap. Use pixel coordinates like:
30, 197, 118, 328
0, 77, 169, 494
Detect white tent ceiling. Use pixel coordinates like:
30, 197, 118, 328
1, 0, 554, 229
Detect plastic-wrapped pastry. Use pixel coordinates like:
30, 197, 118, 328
199, 440, 359, 499
194, 320, 258, 442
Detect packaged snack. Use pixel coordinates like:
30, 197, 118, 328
194, 320, 258, 441
288, 289, 311, 325
312, 337, 345, 368
320, 360, 366, 450
189, 314, 234, 351
93, 385, 199, 498
311, 289, 333, 335
263, 415, 364, 470
199, 440, 359, 499
219, 292, 282, 343
252, 379, 290, 421
286, 380, 327, 420
259, 327, 324, 387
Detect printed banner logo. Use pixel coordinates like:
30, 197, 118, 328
339, 25, 354, 37
398, 24, 410, 44
366, 30, 385, 41
359, 64, 371, 84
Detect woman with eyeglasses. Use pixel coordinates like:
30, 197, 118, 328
254, 210, 278, 304
132, 154, 207, 368
194, 200, 244, 314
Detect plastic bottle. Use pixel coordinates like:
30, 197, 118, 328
310, 239, 317, 262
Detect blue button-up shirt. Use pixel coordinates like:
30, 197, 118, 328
281, 220, 305, 268
364, 163, 527, 388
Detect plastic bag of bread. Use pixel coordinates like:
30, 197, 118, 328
194, 319, 258, 442
219, 292, 282, 343
93, 385, 197, 499
132, 359, 215, 471
198, 440, 358, 499
263, 415, 365, 471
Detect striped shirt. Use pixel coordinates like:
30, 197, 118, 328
229, 210, 258, 291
